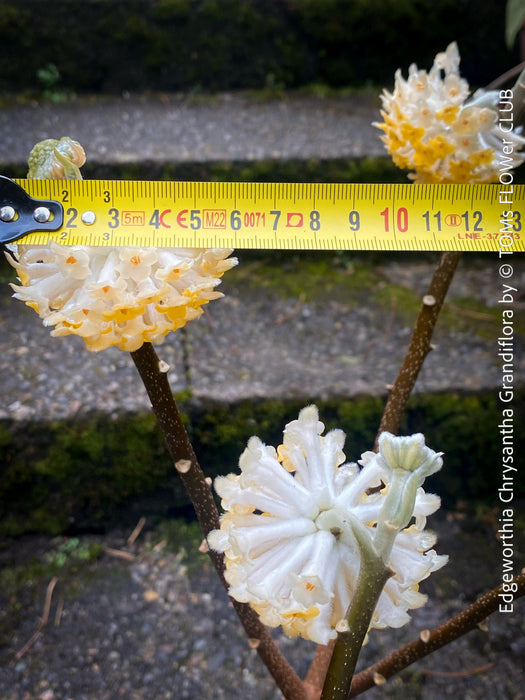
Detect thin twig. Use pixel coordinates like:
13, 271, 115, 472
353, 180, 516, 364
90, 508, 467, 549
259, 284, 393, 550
54, 595, 65, 628
41, 576, 58, 626
103, 546, 136, 562
375, 251, 462, 444
484, 61, 525, 90
130, 342, 307, 700
275, 292, 306, 325
445, 302, 495, 322
348, 571, 525, 697
127, 516, 147, 546
14, 630, 42, 663
14, 577, 59, 661
419, 662, 494, 678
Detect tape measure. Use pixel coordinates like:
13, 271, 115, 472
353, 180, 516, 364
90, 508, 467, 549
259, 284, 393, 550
1, 178, 524, 252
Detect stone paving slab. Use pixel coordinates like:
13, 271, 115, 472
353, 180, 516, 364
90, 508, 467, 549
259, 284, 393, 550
171, 255, 525, 403
1, 253, 524, 423
0, 92, 384, 171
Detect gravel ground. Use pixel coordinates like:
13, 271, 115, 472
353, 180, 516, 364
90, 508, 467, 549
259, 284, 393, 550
0, 510, 523, 700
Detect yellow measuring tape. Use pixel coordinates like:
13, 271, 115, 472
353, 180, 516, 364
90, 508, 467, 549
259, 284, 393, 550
11, 179, 525, 251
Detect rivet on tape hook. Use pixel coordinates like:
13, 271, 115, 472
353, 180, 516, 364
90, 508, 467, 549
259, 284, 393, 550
0, 176, 63, 244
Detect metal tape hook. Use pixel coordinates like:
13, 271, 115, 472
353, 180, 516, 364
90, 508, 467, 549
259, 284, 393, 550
0, 176, 63, 244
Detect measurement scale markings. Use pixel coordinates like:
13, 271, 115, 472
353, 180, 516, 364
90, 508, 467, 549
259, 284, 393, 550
7, 180, 524, 252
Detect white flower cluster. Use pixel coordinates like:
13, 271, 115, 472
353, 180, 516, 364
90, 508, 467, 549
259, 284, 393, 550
6, 137, 236, 352
209, 406, 447, 645
375, 42, 525, 183
7, 243, 236, 352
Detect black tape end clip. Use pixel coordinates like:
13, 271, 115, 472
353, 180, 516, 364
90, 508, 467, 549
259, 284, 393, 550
0, 176, 63, 244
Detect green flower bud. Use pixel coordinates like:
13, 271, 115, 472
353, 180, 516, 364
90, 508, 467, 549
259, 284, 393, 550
27, 136, 85, 180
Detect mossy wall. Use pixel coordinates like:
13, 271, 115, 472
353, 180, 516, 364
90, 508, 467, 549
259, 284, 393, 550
1, 391, 523, 536
0, 0, 517, 95
0, 158, 412, 194
192, 392, 525, 509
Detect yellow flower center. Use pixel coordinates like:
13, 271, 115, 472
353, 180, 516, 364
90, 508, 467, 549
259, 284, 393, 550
282, 606, 320, 621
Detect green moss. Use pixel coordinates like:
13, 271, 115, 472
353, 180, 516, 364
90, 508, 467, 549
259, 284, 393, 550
0, 535, 104, 644
224, 249, 510, 342
154, 0, 192, 21
226, 251, 378, 303
0, 155, 405, 190
76, 156, 404, 187
0, 413, 175, 536
400, 391, 525, 504
153, 518, 205, 574
0, 536, 103, 597
1, 390, 523, 536
441, 296, 525, 339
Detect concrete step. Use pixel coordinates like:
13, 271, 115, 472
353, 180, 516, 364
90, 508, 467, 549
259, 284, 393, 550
0, 92, 385, 174
2, 250, 524, 423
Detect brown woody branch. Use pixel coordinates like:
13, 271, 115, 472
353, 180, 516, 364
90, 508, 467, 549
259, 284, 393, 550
131, 342, 307, 700
375, 251, 462, 442
349, 571, 525, 697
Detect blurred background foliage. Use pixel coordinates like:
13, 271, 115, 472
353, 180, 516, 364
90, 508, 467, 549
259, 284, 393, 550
0, 0, 521, 97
